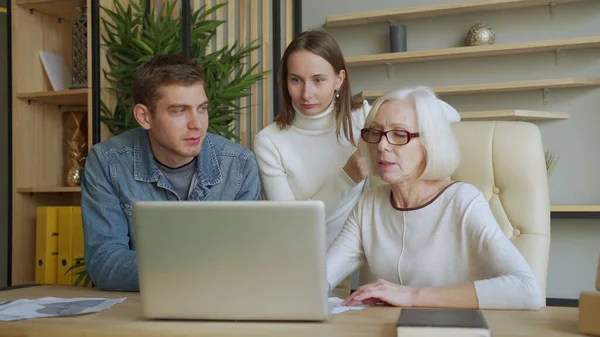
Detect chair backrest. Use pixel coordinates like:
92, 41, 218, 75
451, 121, 551, 305
363, 121, 551, 304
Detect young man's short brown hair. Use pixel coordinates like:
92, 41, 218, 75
132, 54, 206, 113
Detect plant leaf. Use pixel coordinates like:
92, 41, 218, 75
100, 0, 264, 141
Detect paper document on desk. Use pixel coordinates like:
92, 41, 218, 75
328, 297, 367, 315
0, 296, 126, 321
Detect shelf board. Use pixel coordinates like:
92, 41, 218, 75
16, 0, 83, 19
17, 88, 88, 106
0, 7, 7, 14
460, 110, 570, 121
551, 205, 600, 219
17, 187, 81, 193
345, 36, 600, 67
355, 78, 600, 100
326, 0, 588, 27
551, 205, 600, 212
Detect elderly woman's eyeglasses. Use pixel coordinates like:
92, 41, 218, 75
360, 128, 420, 145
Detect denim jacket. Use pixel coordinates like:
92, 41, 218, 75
81, 128, 261, 291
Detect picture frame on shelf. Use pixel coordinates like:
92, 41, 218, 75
39, 51, 70, 91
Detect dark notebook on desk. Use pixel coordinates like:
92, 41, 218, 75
396, 308, 491, 337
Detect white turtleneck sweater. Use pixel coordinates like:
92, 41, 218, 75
326, 182, 544, 310
253, 101, 371, 247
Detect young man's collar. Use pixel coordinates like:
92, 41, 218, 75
196, 134, 222, 187
133, 130, 222, 187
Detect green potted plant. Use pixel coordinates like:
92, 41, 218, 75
545, 149, 560, 178
68, 0, 267, 286
101, 0, 266, 138
65, 257, 93, 287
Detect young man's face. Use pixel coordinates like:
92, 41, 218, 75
144, 82, 209, 167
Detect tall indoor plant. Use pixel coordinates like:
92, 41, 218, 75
101, 0, 266, 138
68, 0, 267, 286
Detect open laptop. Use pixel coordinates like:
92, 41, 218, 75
132, 200, 332, 321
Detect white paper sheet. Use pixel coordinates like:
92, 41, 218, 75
328, 297, 367, 315
0, 297, 126, 321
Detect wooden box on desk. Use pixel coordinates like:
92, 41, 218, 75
579, 292, 600, 336
578, 256, 600, 336
597, 255, 600, 291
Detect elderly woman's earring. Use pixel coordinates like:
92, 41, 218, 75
335, 89, 340, 98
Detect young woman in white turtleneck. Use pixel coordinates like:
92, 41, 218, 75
253, 30, 371, 248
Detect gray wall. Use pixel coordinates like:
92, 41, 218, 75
303, 0, 600, 300
0, 0, 8, 288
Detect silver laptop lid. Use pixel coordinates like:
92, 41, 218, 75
132, 200, 330, 321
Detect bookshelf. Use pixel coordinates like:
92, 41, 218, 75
330, 0, 600, 223
552, 205, 600, 212
459, 110, 569, 121
355, 78, 600, 100
16, 187, 82, 194
11, 0, 93, 285
325, 0, 589, 27
345, 36, 600, 67
15, 0, 83, 19
17, 88, 88, 105
551, 205, 600, 219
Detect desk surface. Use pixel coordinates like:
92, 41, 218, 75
0, 285, 585, 337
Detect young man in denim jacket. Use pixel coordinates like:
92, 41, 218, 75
81, 54, 261, 291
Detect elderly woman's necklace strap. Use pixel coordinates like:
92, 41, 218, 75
389, 182, 458, 211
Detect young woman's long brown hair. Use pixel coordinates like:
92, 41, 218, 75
276, 30, 363, 146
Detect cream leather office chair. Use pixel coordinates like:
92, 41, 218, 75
361, 121, 551, 305
451, 121, 551, 305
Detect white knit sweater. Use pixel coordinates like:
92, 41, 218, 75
326, 182, 544, 310
253, 101, 371, 247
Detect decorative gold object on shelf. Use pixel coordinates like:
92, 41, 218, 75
63, 111, 88, 186
465, 23, 496, 46
67, 141, 87, 186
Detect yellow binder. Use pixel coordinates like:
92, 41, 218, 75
71, 207, 89, 287
35, 207, 59, 284
57, 207, 74, 285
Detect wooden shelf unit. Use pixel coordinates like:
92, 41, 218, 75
460, 110, 570, 121
330, 1, 599, 221
15, 0, 84, 19
16, 187, 82, 193
10, 0, 93, 286
551, 205, 600, 219
345, 36, 600, 67
551, 205, 600, 212
326, 0, 589, 27
17, 88, 88, 106
355, 78, 600, 100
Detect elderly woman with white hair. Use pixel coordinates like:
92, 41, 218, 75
326, 86, 543, 310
